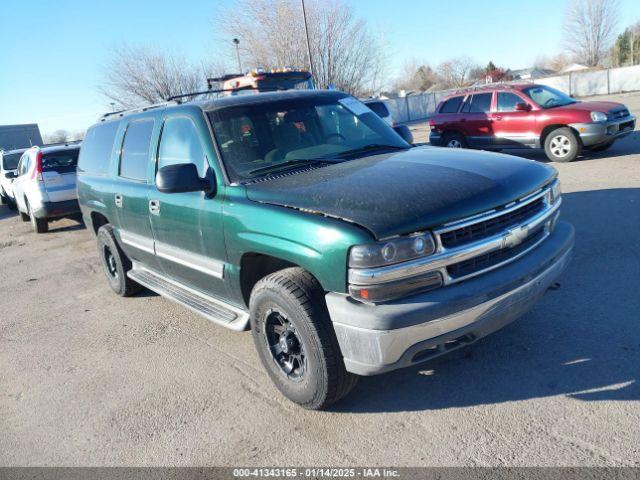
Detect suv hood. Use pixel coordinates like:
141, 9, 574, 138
245, 147, 556, 239
559, 100, 626, 113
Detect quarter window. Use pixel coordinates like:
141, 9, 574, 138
119, 119, 154, 181
461, 93, 492, 113
497, 92, 525, 112
440, 96, 464, 114
157, 117, 208, 176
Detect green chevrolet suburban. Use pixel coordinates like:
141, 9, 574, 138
77, 90, 574, 409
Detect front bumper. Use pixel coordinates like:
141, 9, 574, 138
32, 199, 80, 219
570, 116, 636, 147
325, 221, 574, 376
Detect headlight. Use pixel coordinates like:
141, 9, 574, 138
590, 111, 608, 122
349, 232, 436, 268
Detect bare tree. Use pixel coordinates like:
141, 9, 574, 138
216, 0, 388, 96
392, 59, 439, 92
44, 130, 70, 144
563, 0, 620, 67
436, 57, 479, 88
100, 45, 226, 109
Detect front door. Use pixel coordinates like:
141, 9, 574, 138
490, 91, 537, 148
113, 117, 161, 271
148, 113, 227, 299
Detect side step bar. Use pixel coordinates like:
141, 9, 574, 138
128, 263, 250, 331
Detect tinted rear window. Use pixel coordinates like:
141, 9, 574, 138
2, 152, 22, 170
42, 150, 79, 173
461, 93, 492, 113
78, 121, 119, 175
119, 119, 154, 181
440, 96, 463, 113
366, 101, 390, 118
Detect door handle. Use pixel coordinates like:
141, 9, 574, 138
494, 115, 503, 121
149, 199, 160, 215
115, 194, 123, 208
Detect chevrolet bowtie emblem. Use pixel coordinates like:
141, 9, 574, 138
503, 225, 529, 249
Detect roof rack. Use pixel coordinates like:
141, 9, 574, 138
99, 101, 178, 121
453, 81, 526, 95
32, 140, 82, 149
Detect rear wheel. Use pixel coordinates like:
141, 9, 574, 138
96, 225, 142, 297
544, 127, 581, 162
249, 267, 358, 410
27, 201, 48, 233
442, 132, 468, 149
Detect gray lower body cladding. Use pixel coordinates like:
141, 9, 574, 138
325, 221, 574, 376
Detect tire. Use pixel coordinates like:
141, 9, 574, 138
249, 267, 358, 410
442, 132, 468, 149
589, 141, 614, 152
27, 201, 48, 233
96, 225, 142, 297
544, 127, 582, 162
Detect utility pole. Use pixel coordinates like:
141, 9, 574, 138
233, 38, 242, 72
301, 0, 315, 78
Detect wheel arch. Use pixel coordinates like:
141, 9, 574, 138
540, 124, 581, 147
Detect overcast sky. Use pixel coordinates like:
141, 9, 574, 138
1, 0, 639, 135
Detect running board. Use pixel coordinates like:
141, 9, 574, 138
128, 263, 249, 331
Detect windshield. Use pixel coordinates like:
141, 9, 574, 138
2, 152, 22, 170
522, 85, 577, 109
208, 95, 409, 182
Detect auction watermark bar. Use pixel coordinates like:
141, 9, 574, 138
1, 468, 640, 480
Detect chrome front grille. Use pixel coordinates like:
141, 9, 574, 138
440, 197, 545, 249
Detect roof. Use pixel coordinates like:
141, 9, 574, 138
1, 147, 29, 156
447, 83, 535, 97
28, 141, 81, 154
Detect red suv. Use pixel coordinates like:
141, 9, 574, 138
429, 84, 636, 162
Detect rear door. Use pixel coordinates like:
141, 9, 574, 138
459, 92, 494, 147
148, 112, 227, 298
113, 117, 161, 271
41, 148, 79, 202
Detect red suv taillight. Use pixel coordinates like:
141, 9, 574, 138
31, 151, 43, 181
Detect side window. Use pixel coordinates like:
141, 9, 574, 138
462, 93, 492, 113
119, 119, 154, 182
157, 117, 207, 176
78, 121, 119, 175
497, 92, 525, 112
440, 96, 464, 114
18, 154, 29, 176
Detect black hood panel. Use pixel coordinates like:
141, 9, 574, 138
245, 147, 556, 239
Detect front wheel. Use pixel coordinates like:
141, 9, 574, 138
544, 127, 582, 162
249, 268, 358, 410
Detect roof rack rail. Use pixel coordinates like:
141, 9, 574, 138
99, 101, 178, 121
453, 81, 524, 95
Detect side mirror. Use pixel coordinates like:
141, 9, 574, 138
156, 163, 213, 194
5, 171, 17, 179
515, 102, 531, 112
393, 124, 414, 144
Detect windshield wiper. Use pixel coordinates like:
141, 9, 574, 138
333, 144, 409, 159
249, 159, 335, 176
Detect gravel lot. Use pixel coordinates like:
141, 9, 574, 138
1, 93, 639, 467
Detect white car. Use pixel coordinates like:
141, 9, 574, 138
0, 147, 27, 208
13, 142, 81, 233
